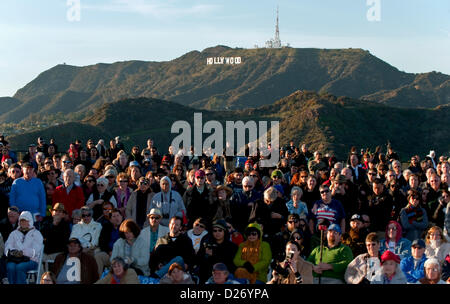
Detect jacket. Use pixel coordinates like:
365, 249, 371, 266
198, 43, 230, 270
40, 216, 71, 254
345, 253, 381, 284
370, 264, 407, 284
159, 272, 195, 284
183, 185, 215, 228
5, 223, 43, 263
379, 238, 411, 260
268, 257, 314, 284
125, 190, 154, 228
52, 184, 85, 219
400, 254, 427, 283
110, 237, 148, 276
52, 251, 99, 284
400, 205, 428, 241
70, 220, 102, 249
139, 224, 169, 273
150, 187, 186, 227
233, 222, 272, 283
95, 268, 140, 284
151, 232, 195, 272
307, 242, 354, 281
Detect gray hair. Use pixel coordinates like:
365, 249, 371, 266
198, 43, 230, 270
72, 209, 82, 218
264, 187, 278, 202
291, 186, 303, 197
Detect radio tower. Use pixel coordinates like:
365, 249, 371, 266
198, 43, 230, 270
273, 6, 281, 48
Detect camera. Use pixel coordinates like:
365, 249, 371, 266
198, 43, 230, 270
287, 250, 294, 260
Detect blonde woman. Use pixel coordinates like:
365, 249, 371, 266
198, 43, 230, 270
424, 226, 450, 265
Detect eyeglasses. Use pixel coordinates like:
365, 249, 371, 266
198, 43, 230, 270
119, 180, 128, 183
388, 226, 397, 231
97, 184, 106, 187
272, 176, 280, 179
368, 173, 377, 176
320, 190, 330, 194
86, 179, 95, 183
250, 174, 258, 178
213, 229, 223, 233
81, 214, 91, 218
63, 161, 72, 164
195, 223, 206, 229
140, 182, 149, 185
247, 231, 258, 236
149, 216, 161, 220
288, 220, 298, 224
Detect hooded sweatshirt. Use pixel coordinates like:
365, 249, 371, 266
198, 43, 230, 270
379, 221, 412, 260
4, 211, 44, 263
150, 176, 186, 227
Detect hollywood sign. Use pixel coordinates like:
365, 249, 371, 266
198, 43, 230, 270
206, 57, 242, 65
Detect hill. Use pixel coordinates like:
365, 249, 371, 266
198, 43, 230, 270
1, 46, 448, 124
7, 93, 450, 160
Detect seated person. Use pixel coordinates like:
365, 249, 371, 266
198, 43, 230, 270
95, 256, 140, 284
159, 262, 195, 284
400, 239, 427, 283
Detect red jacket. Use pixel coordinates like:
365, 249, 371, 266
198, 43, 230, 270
52, 185, 85, 218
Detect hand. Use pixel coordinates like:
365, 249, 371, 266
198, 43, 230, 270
318, 263, 332, 271
288, 261, 297, 273
312, 265, 322, 274
15, 250, 23, 258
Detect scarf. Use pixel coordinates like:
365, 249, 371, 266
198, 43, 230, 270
418, 277, 440, 284
240, 239, 261, 265
404, 204, 424, 224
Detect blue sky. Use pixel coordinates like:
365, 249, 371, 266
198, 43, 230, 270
0, 0, 449, 97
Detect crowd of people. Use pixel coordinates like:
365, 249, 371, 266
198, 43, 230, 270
0, 135, 449, 285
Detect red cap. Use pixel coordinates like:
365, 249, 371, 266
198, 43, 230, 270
380, 250, 400, 264
195, 170, 205, 178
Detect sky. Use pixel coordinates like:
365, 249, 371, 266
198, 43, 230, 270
0, 0, 449, 97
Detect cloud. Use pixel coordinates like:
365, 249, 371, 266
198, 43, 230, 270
82, 0, 220, 18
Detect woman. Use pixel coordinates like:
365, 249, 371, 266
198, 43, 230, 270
184, 169, 196, 189
5, 211, 44, 284
110, 219, 148, 276
159, 262, 195, 284
400, 190, 429, 241
95, 257, 140, 284
40, 271, 57, 284
74, 164, 86, 183
302, 175, 320, 210
127, 164, 142, 190
45, 167, 62, 187
126, 177, 154, 229
424, 226, 450, 265
288, 229, 305, 258
416, 258, 446, 284
286, 186, 308, 220
172, 164, 186, 185
86, 177, 117, 221
89, 147, 99, 165
169, 173, 186, 196
267, 241, 313, 284
114, 172, 133, 218
233, 222, 272, 284
380, 221, 412, 260
211, 185, 232, 222
113, 151, 129, 174
82, 174, 98, 202
196, 219, 238, 283
370, 250, 407, 284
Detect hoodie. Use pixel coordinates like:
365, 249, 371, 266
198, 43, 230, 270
150, 176, 186, 227
379, 221, 412, 260
4, 211, 44, 263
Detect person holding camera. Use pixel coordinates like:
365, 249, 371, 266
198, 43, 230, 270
267, 240, 314, 284
195, 219, 238, 283
150, 176, 185, 228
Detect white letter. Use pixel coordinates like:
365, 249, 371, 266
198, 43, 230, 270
66, 257, 81, 281
366, 0, 381, 22
203, 120, 223, 156
171, 120, 191, 156
226, 121, 257, 157
67, 0, 81, 22
207, 58, 213, 65
260, 121, 279, 168
193, 113, 203, 156
235, 57, 241, 64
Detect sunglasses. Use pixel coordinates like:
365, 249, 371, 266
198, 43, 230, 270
63, 161, 72, 164
206, 173, 214, 176
97, 184, 106, 187
213, 228, 223, 233
320, 190, 330, 194
81, 214, 91, 218
140, 182, 149, 185
119, 180, 128, 183
247, 231, 258, 236
249, 175, 258, 178
86, 179, 95, 183
288, 220, 298, 224
149, 216, 161, 220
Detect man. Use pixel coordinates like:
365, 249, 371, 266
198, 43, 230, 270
95, 208, 124, 276
391, 160, 406, 187
58, 156, 81, 186
9, 162, 46, 222
40, 203, 71, 267
341, 214, 368, 257
150, 216, 195, 278
37, 137, 49, 157
299, 144, 313, 163
348, 153, 366, 185
21, 144, 38, 169
345, 232, 381, 284
150, 176, 186, 227
229, 176, 262, 233
140, 208, 169, 276
115, 136, 125, 152
205, 167, 220, 189
271, 213, 302, 263
307, 224, 353, 284
74, 149, 91, 172
106, 139, 120, 161
186, 217, 209, 254
52, 237, 99, 284
408, 155, 423, 175
0, 206, 20, 241
70, 206, 102, 256
227, 167, 245, 194
205, 262, 241, 284
284, 162, 299, 185
363, 178, 395, 234
52, 169, 85, 220
308, 151, 327, 175
183, 170, 214, 228
400, 239, 427, 283
309, 184, 346, 235
141, 138, 154, 157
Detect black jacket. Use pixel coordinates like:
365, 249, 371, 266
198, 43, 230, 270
183, 186, 215, 228
150, 233, 195, 273
40, 216, 71, 254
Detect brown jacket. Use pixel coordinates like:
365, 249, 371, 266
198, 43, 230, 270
52, 252, 99, 284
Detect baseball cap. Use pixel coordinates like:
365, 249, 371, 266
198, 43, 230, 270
411, 239, 425, 248
327, 223, 342, 234
213, 263, 228, 272
350, 214, 362, 222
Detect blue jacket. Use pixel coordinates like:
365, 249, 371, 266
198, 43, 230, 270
379, 238, 411, 260
400, 254, 427, 283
